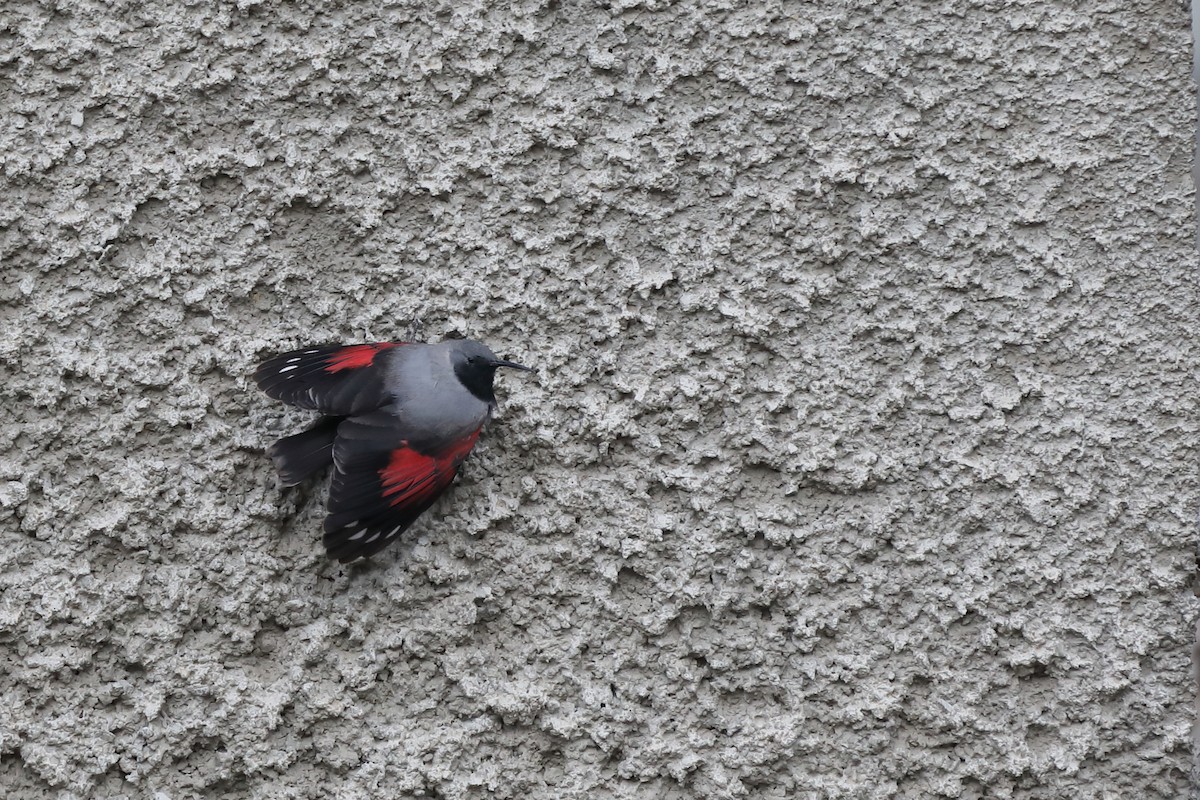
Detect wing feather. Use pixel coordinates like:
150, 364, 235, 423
254, 343, 404, 415
322, 410, 483, 562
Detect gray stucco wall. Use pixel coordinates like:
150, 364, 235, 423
2, 1, 1195, 798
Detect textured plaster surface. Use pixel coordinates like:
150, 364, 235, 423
1, 1, 1196, 798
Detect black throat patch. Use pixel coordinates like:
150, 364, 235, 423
453, 361, 498, 405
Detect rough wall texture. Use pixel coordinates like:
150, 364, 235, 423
1, 0, 1195, 798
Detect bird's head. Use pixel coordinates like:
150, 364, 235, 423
450, 339, 534, 402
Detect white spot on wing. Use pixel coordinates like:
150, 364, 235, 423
365, 531, 381, 543
386, 526, 402, 540
348, 530, 367, 541
287, 356, 302, 363
279, 365, 298, 373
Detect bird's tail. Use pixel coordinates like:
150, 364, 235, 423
268, 416, 342, 487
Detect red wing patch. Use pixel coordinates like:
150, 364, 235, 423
379, 446, 443, 507
324, 343, 398, 372
380, 429, 481, 508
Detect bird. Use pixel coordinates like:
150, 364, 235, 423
253, 338, 534, 562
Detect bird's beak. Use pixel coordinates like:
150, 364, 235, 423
492, 358, 535, 373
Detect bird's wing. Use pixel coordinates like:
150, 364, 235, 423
253, 343, 405, 415
322, 409, 482, 562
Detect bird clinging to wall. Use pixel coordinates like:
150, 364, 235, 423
254, 339, 534, 562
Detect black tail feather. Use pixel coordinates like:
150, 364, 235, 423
268, 416, 342, 487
